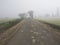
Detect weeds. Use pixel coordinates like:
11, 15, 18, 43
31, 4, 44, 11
0, 19, 22, 33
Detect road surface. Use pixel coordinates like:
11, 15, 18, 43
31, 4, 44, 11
6, 18, 60, 45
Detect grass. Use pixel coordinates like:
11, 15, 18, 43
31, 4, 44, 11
0, 18, 17, 23
0, 18, 22, 33
38, 17, 60, 26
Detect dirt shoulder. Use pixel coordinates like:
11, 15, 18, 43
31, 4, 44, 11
0, 20, 25, 45
36, 20, 60, 44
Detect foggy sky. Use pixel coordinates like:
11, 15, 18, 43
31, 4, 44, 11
0, 0, 60, 18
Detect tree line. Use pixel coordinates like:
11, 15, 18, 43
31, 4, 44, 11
19, 10, 34, 19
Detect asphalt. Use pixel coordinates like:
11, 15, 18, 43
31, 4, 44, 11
6, 18, 60, 45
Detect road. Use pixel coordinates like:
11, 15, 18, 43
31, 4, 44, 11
6, 18, 60, 45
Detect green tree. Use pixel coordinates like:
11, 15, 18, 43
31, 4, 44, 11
28, 10, 34, 19
19, 13, 26, 19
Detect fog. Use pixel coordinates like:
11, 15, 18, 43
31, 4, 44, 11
0, 0, 60, 18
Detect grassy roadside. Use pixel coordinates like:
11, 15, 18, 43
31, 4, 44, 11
37, 18, 60, 30
37, 17, 60, 26
0, 19, 22, 33
0, 18, 16, 23
0, 19, 24, 45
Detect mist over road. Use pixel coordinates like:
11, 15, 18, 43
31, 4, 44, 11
6, 18, 60, 45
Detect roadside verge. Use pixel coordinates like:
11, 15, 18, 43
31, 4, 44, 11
0, 20, 24, 45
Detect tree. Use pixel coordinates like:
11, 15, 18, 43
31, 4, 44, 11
28, 10, 34, 19
19, 13, 26, 19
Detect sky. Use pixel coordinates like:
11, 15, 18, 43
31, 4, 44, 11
0, 0, 60, 18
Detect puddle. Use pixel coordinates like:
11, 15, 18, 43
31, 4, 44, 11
32, 39, 36, 43
30, 30, 33, 32
21, 30, 23, 32
32, 36, 35, 39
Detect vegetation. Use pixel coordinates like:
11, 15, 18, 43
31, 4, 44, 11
38, 17, 60, 30
0, 18, 16, 23
0, 19, 22, 33
28, 10, 34, 19
38, 18, 60, 26
19, 13, 26, 19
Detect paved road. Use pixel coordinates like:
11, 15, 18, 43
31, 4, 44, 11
6, 18, 60, 45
